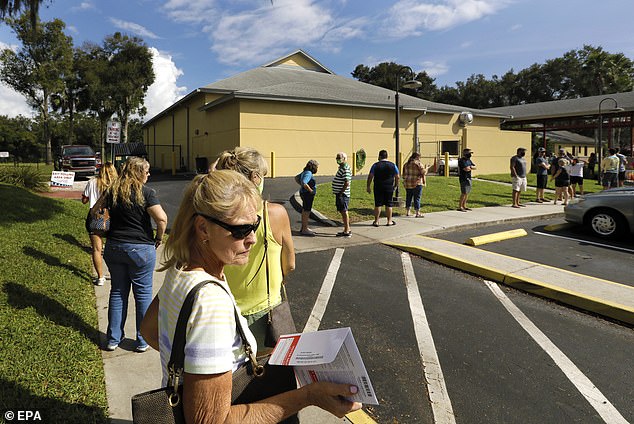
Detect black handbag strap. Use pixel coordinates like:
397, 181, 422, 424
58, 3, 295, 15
167, 279, 263, 387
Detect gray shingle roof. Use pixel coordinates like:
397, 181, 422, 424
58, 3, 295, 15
484, 91, 634, 121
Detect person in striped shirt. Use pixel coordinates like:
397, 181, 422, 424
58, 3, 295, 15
332, 152, 352, 237
140, 170, 361, 423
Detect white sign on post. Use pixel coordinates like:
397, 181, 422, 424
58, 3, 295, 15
106, 120, 121, 144
0, 151, 9, 158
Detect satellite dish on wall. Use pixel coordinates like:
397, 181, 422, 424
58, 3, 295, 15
458, 111, 473, 126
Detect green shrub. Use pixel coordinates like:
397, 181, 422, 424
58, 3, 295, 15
0, 166, 49, 192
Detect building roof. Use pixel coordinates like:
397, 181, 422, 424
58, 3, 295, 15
535, 130, 595, 145
144, 50, 507, 126
484, 91, 634, 121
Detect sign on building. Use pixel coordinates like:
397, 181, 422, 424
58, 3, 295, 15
0, 151, 9, 158
106, 120, 121, 144
50, 171, 75, 188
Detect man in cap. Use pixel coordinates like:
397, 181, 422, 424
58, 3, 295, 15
510, 147, 528, 208
457, 148, 475, 211
534, 147, 550, 202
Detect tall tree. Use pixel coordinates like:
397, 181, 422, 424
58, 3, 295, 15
0, 14, 73, 164
0, 1, 46, 28
352, 61, 435, 98
104, 32, 154, 142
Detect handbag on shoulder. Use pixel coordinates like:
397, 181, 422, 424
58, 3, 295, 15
88, 192, 110, 236
131, 280, 296, 424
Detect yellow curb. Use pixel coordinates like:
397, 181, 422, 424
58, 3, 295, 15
543, 222, 575, 231
384, 238, 634, 326
346, 409, 378, 424
465, 229, 527, 246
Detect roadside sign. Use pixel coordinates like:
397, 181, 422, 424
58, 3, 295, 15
106, 120, 121, 144
50, 171, 75, 188
0, 151, 8, 158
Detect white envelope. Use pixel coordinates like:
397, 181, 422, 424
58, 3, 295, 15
269, 327, 378, 405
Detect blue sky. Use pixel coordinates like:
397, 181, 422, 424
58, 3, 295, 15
1, 0, 633, 120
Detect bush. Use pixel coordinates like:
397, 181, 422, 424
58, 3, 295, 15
0, 166, 49, 192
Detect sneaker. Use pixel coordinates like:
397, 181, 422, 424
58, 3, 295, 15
336, 231, 352, 238
104, 343, 118, 351
94, 277, 106, 286
136, 344, 149, 353
300, 229, 316, 237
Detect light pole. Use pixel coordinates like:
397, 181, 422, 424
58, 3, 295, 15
596, 97, 624, 180
394, 66, 422, 201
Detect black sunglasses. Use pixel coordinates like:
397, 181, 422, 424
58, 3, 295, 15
196, 213, 261, 239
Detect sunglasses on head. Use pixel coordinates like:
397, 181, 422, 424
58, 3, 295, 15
196, 213, 261, 239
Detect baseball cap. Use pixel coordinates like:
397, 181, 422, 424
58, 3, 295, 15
538, 147, 546, 152
559, 148, 566, 152
463, 148, 472, 154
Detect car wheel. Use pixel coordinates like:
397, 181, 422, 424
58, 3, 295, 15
587, 208, 626, 238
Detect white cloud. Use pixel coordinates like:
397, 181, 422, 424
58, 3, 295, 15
420, 60, 449, 77
383, 0, 511, 37
71, 1, 96, 12
109, 18, 160, 40
144, 47, 187, 121
162, 0, 218, 25
510, 23, 522, 31
0, 42, 33, 118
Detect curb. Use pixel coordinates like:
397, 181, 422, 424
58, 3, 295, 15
384, 237, 634, 326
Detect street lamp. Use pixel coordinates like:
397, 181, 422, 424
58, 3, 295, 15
596, 97, 624, 180
394, 66, 422, 201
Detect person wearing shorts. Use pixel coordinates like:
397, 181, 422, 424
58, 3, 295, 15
601, 148, 619, 190
552, 158, 570, 205
457, 148, 475, 211
510, 147, 528, 208
332, 152, 352, 237
298, 159, 319, 236
615, 147, 628, 187
366, 150, 399, 226
534, 147, 550, 202
568, 157, 585, 196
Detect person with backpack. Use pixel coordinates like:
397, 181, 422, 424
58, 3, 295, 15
297, 160, 319, 236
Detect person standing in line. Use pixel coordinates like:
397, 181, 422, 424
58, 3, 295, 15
510, 147, 528, 208
534, 147, 550, 203
457, 148, 475, 211
402, 152, 427, 217
615, 147, 628, 187
103, 157, 168, 353
299, 159, 319, 236
332, 152, 352, 237
366, 150, 399, 226
215, 147, 295, 348
567, 157, 585, 197
550, 148, 567, 201
601, 148, 620, 190
82, 162, 118, 286
587, 152, 597, 180
551, 158, 570, 205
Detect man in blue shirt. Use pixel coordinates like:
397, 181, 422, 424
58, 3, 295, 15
457, 148, 475, 211
366, 150, 399, 226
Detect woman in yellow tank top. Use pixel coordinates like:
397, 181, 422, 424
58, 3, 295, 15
216, 147, 295, 346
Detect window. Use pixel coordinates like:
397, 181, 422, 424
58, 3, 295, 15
440, 140, 459, 155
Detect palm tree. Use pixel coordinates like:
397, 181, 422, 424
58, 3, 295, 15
0, 0, 44, 28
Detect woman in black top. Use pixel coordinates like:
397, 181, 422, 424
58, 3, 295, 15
103, 157, 167, 352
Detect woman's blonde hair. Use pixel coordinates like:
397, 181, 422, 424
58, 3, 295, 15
215, 146, 268, 180
159, 169, 261, 271
96, 162, 118, 193
109, 157, 149, 207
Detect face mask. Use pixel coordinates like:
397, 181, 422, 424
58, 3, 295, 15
519, 152, 525, 157
336, 158, 343, 165
257, 177, 264, 194
465, 153, 472, 158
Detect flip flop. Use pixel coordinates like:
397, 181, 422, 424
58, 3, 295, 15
372, 222, 379, 227
386, 221, 396, 226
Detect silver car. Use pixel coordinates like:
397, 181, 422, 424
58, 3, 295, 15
564, 187, 634, 238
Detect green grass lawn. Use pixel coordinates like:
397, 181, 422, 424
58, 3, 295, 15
0, 183, 108, 423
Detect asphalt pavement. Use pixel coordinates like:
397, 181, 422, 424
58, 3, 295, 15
58, 173, 632, 423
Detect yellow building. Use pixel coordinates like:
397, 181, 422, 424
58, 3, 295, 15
143, 50, 529, 176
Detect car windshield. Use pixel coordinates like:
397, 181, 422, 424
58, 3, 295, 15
63, 146, 94, 156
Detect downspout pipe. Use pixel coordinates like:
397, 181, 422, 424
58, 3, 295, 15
413, 110, 427, 153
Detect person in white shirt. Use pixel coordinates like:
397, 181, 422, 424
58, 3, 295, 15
566, 157, 585, 197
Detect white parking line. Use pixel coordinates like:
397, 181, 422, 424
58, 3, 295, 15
534, 231, 634, 254
484, 280, 628, 424
303, 248, 344, 333
401, 252, 456, 424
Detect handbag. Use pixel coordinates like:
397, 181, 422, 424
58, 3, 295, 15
88, 191, 110, 236
261, 201, 297, 348
131, 279, 297, 424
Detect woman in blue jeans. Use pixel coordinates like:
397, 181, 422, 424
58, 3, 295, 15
103, 157, 167, 352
